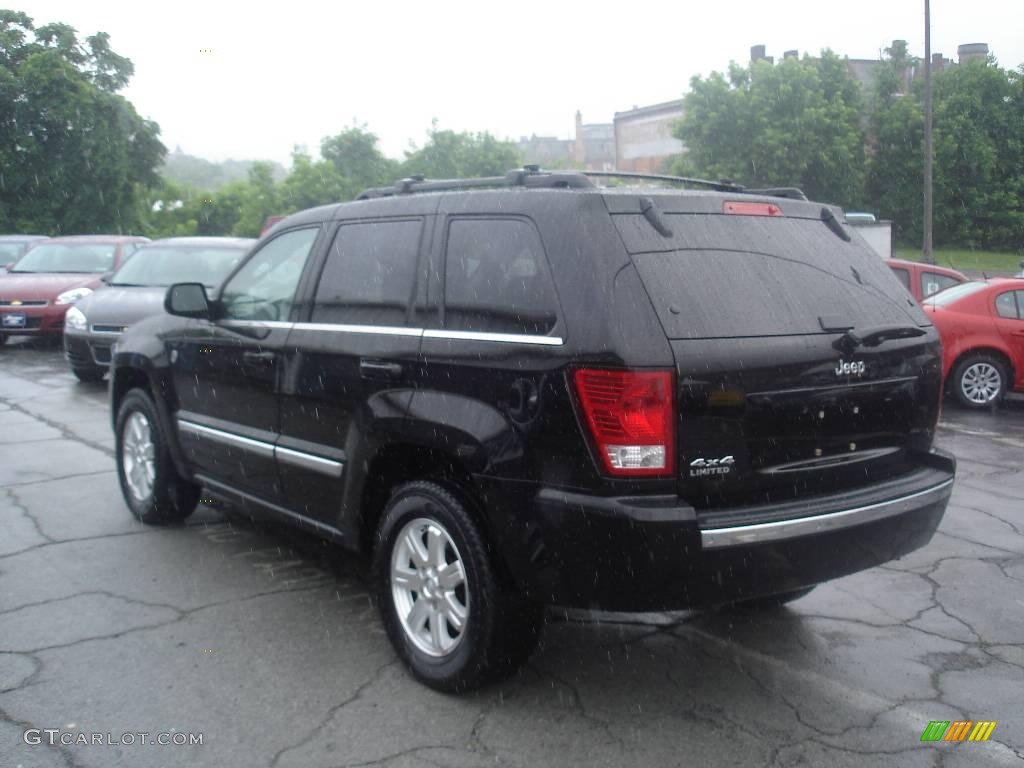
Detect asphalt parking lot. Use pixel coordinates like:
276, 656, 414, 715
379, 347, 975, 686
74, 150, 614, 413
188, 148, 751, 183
1, 338, 1022, 768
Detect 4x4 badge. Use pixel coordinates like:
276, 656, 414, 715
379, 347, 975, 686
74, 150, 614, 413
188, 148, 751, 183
835, 359, 866, 376
689, 455, 735, 477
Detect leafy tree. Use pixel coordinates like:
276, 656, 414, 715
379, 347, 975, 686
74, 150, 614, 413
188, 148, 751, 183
0, 11, 165, 234
402, 122, 521, 179
672, 51, 866, 207
320, 125, 398, 196
161, 149, 286, 191
231, 163, 282, 237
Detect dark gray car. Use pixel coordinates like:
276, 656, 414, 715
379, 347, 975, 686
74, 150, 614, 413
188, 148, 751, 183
64, 237, 254, 381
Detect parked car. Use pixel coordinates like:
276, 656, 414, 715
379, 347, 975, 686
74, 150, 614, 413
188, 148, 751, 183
0, 235, 48, 265
109, 169, 955, 691
887, 258, 967, 303
64, 237, 255, 382
923, 278, 1024, 408
0, 235, 149, 345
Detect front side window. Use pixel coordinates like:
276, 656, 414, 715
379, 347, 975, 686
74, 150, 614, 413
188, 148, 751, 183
220, 228, 318, 322
995, 291, 1020, 320
444, 218, 559, 335
921, 271, 961, 298
312, 220, 422, 326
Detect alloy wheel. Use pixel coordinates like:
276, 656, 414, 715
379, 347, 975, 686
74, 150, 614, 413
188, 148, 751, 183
390, 516, 469, 657
121, 411, 156, 502
961, 362, 1001, 404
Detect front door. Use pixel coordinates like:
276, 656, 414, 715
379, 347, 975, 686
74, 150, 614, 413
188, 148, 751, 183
172, 226, 321, 500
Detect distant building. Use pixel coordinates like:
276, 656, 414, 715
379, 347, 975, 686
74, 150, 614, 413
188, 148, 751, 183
516, 111, 615, 171
613, 100, 685, 173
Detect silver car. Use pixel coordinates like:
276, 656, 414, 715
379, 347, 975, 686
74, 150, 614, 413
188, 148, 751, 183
63, 237, 254, 382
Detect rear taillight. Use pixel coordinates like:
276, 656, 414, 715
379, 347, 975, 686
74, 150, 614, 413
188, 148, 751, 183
723, 201, 782, 216
572, 368, 675, 477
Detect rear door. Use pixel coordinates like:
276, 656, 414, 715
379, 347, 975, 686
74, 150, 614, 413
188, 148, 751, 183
610, 198, 943, 509
993, 288, 1024, 390
276, 217, 428, 526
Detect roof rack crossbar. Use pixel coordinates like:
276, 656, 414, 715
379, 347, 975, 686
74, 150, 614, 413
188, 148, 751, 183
357, 168, 594, 200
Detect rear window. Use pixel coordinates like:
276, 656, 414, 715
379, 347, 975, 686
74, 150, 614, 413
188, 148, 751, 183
921, 270, 961, 298
925, 281, 988, 307
616, 214, 928, 339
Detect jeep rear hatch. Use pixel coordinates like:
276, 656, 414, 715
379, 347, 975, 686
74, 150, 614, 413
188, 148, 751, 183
607, 194, 943, 513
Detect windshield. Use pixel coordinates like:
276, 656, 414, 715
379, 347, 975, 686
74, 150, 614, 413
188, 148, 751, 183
0, 242, 31, 262
110, 245, 248, 288
924, 281, 989, 306
11, 243, 116, 274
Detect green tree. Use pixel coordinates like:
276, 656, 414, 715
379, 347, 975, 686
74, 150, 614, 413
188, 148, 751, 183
402, 122, 521, 179
320, 125, 398, 196
0, 11, 165, 234
672, 51, 867, 207
231, 163, 282, 237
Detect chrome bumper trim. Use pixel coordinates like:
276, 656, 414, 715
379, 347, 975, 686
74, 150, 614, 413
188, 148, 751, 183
700, 479, 954, 549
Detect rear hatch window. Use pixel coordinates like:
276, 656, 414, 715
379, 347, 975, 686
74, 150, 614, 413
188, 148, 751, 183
613, 212, 928, 339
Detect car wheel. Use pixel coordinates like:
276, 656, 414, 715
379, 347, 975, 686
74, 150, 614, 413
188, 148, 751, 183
720, 586, 815, 613
115, 389, 200, 524
72, 366, 106, 383
373, 481, 542, 692
952, 353, 1007, 409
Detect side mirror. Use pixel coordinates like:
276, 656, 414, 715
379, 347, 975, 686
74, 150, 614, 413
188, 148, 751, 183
165, 283, 211, 319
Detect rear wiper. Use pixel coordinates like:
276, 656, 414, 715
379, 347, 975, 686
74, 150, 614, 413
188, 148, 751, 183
820, 207, 851, 242
833, 324, 926, 353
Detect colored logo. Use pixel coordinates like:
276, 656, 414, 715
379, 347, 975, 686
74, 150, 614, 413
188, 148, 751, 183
920, 720, 997, 742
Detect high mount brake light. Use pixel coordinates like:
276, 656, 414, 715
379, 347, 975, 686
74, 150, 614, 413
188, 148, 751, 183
723, 201, 783, 217
572, 368, 675, 477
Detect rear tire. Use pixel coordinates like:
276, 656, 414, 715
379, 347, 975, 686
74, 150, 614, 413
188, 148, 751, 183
373, 481, 542, 692
115, 389, 200, 524
951, 353, 1007, 409
72, 366, 106, 383
720, 586, 815, 613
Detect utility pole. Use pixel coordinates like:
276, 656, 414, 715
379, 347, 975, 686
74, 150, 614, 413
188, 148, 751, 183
923, 0, 934, 263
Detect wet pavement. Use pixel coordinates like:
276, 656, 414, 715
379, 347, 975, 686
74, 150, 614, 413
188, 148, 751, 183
1, 338, 1022, 768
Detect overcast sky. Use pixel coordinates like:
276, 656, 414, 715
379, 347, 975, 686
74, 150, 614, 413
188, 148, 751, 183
14, 0, 1024, 166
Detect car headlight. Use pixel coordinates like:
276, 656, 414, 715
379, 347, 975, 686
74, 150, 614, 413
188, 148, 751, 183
56, 287, 93, 305
65, 306, 87, 331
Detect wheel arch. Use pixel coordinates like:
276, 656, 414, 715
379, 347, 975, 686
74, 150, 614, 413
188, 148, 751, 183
948, 346, 1015, 391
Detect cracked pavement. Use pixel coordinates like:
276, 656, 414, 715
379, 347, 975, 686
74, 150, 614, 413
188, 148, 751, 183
1, 339, 1022, 767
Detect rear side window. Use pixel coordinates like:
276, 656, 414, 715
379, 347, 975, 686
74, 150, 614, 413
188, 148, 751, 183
921, 271, 960, 298
444, 218, 559, 335
995, 291, 1021, 319
313, 219, 422, 326
890, 267, 910, 291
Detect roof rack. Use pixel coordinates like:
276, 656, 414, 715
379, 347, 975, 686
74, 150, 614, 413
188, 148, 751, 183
581, 171, 744, 193
356, 166, 807, 201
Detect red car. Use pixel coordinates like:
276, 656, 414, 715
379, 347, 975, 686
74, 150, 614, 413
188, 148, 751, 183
0, 235, 148, 344
887, 258, 967, 302
924, 278, 1024, 408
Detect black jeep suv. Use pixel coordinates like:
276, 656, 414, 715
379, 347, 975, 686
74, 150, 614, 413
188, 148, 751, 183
110, 169, 955, 691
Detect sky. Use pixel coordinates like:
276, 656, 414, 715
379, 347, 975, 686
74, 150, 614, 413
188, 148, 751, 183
13, 0, 1024, 167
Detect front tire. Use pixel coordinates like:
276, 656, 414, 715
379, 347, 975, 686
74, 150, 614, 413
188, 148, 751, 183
115, 389, 200, 524
373, 481, 542, 692
952, 353, 1007, 409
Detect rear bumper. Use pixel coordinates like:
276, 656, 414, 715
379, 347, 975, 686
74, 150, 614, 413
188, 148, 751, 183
487, 450, 955, 610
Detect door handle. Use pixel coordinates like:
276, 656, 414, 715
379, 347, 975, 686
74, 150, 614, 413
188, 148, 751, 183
242, 350, 276, 366
359, 359, 403, 379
